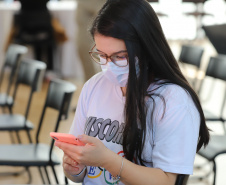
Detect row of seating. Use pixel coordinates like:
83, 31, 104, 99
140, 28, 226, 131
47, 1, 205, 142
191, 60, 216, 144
179, 43, 226, 185
0, 44, 76, 184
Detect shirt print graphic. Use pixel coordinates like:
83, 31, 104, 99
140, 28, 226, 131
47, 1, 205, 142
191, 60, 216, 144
84, 116, 125, 184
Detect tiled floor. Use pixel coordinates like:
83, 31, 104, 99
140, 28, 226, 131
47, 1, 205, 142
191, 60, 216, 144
0, 38, 226, 184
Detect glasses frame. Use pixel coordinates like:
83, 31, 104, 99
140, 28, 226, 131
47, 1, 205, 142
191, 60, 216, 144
89, 45, 129, 67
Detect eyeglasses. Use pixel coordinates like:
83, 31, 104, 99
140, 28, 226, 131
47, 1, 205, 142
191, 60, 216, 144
89, 45, 129, 67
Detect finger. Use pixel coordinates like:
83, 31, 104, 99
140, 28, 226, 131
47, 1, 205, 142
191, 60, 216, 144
55, 141, 76, 152
63, 162, 79, 173
56, 142, 83, 163
78, 134, 96, 145
63, 154, 78, 167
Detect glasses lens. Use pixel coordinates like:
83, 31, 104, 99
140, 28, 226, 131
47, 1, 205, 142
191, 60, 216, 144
111, 55, 128, 67
90, 53, 107, 65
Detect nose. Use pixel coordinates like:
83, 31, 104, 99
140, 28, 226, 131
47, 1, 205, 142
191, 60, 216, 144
106, 56, 112, 63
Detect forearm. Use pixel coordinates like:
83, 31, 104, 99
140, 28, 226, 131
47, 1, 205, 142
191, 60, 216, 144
103, 149, 177, 185
64, 168, 86, 183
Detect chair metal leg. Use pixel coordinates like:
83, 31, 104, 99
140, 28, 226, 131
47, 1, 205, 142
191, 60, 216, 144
26, 167, 32, 184
51, 165, 59, 184
8, 106, 13, 114
65, 176, 69, 185
9, 131, 16, 143
221, 121, 226, 134
15, 131, 21, 143
44, 166, 51, 184
26, 130, 33, 143
38, 167, 46, 184
213, 160, 216, 185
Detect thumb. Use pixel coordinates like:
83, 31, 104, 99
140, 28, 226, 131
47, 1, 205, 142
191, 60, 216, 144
78, 134, 96, 145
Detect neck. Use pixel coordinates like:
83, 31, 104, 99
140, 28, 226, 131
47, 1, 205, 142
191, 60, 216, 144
121, 87, 126, 96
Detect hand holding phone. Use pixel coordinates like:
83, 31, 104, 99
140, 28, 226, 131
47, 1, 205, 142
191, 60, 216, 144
50, 132, 85, 146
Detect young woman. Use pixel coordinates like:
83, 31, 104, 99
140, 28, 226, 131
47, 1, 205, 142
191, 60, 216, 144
55, 0, 210, 184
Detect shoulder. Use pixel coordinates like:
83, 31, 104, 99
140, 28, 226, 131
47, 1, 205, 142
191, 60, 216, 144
147, 82, 192, 106
147, 82, 199, 123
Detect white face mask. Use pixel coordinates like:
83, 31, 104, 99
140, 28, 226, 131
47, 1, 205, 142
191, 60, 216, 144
101, 58, 129, 87
100, 57, 140, 87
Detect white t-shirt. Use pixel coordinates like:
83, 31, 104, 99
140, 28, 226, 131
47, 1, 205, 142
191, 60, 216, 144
69, 72, 200, 185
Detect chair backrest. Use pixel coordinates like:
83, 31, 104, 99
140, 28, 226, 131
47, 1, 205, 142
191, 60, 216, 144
12, 59, 46, 120
175, 174, 189, 185
198, 55, 226, 115
179, 44, 204, 68
34, 79, 76, 159
202, 24, 226, 55
0, 44, 27, 94
44, 79, 77, 119
15, 59, 46, 92
205, 55, 226, 80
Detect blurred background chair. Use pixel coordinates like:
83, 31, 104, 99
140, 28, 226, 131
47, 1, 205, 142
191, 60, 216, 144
11, 0, 55, 70
178, 44, 204, 91
0, 44, 27, 114
0, 59, 46, 143
202, 24, 226, 55
198, 134, 226, 185
198, 54, 226, 134
0, 79, 76, 184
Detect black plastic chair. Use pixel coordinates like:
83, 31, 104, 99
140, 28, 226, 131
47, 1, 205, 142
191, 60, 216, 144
202, 24, 226, 55
194, 55, 226, 185
175, 174, 189, 185
0, 79, 76, 184
198, 55, 226, 133
178, 44, 204, 90
198, 135, 226, 185
0, 44, 27, 114
0, 59, 46, 143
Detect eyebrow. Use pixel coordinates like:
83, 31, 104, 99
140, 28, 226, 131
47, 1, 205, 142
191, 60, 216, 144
96, 49, 127, 55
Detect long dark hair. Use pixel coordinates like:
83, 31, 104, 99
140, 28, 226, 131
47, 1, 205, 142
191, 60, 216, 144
90, 0, 209, 165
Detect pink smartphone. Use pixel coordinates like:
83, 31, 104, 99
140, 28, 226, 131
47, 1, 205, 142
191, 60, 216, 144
50, 132, 85, 146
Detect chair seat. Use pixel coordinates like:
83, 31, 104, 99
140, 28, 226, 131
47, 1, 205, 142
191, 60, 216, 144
198, 135, 226, 161
203, 109, 225, 121
0, 114, 34, 131
0, 143, 60, 166
0, 94, 13, 106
